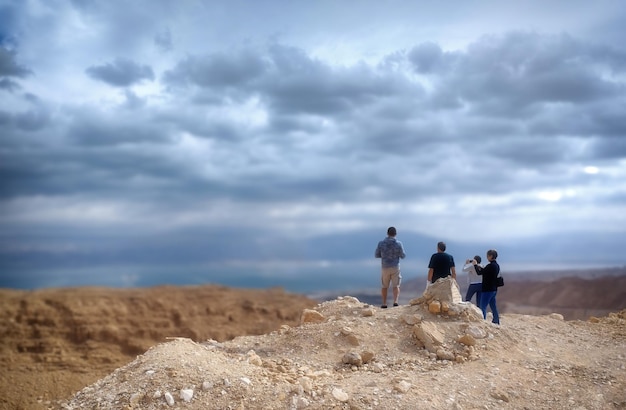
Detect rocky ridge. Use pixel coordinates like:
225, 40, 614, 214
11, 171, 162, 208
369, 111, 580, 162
60, 278, 626, 409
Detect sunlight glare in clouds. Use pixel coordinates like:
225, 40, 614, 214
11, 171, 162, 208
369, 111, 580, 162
583, 166, 599, 174
537, 190, 562, 202
536, 189, 577, 202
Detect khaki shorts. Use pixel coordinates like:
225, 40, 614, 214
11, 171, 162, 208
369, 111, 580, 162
381, 266, 402, 288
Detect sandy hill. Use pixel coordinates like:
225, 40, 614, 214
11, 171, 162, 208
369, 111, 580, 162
57, 279, 625, 409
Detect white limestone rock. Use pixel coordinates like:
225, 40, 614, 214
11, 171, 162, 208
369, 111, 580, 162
413, 321, 445, 353
342, 351, 363, 366
180, 388, 194, 402
164, 391, 175, 406
332, 387, 350, 402
301, 309, 325, 324
395, 380, 412, 393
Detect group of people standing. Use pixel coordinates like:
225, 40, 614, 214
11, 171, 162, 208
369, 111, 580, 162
374, 226, 501, 325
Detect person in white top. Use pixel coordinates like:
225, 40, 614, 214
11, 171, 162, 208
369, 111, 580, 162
462, 255, 482, 306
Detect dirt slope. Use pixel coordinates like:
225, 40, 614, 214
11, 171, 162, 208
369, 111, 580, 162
59, 295, 626, 409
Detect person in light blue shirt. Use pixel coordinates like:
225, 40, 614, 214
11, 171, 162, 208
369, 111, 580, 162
375, 226, 406, 308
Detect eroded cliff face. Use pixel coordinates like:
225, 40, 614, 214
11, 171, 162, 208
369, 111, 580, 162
0, 285, 317, 410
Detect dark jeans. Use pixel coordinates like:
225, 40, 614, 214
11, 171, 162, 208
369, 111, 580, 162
480, 291, 500, 324
465, 283, 482, 306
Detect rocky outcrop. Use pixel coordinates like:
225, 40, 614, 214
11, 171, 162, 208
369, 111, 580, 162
410, 276, 483, 320
57, 294, 501, 409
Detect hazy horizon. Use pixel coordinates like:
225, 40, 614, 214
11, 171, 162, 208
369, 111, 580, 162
3, 255, 624, 294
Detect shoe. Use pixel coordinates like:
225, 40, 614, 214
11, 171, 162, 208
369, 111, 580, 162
393, 303, 399, 307
381, 305, 388, 309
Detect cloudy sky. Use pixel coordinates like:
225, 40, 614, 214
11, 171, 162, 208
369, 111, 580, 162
1, 1, 625, 292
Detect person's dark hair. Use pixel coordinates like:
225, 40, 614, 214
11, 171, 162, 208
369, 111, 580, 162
437, 241, 446, 251
474, 255, 482, 264
487, 249, 498, 259
387, 226, 397, 236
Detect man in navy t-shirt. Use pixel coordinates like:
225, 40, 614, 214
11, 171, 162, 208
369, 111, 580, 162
427, 241, 456, 284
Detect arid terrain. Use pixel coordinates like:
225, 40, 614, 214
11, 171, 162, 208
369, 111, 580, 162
1, 272, 625, 409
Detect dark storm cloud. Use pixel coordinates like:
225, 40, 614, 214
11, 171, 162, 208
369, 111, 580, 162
154, 29, 173, 52
0, 46, 31, 89
0, 110, 10, 125
408, 42, 457, 74
395, 31, 626, 176
86, 58, 155, 87
14, 108, 50, 131
0, 141, 199, 200
0, 108, 50, 141
492, 137, 572, 166
409, 32, 625, 116
153, 33, 626, 197
261, 45, 410, 117
123, 90, 147, 109
0, 4, 17, 30
67, 107, 171, 145
526, 101, 626, 139
4, 31, 623, 205
163, 49, 267, 90
590, 136, 626, 159
575, 102, 626, 137
0, 77, 20, 91
163, 44, 412, 118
